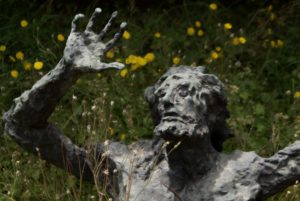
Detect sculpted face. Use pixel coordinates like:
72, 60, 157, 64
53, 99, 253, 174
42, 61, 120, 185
154, 73, 209, 140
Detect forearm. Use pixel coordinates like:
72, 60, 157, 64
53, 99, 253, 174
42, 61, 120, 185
4, 58, 79, 128
259, 141, 300, 198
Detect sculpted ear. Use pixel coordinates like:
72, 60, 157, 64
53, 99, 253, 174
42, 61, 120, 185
144, 86, 155, 104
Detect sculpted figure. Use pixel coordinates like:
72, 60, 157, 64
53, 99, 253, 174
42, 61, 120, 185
3, 8, 300, 201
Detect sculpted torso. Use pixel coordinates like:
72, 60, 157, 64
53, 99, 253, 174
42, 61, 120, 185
3, 8, 300, 201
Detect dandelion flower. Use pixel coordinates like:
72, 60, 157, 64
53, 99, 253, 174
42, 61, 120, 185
270, 12, 276, 21
120, 133, 126, 141
197, 30, 204, 37
215, 46, 222, 52
10, 70, 19, 78
34, 61, 44, 70
232, 37, 240, 45
122, 31, 131, 40
209, 3, 218, 11
224, 23, 233, 30
239, 37, 247, 44
0, 45, 6, 52
154, 32, 161, 38
144, 53, 155, 62
172, 57, 181, 65
16, 51, 24, 60
23, 61, 32, 70
210, 51, 219, 60
57, 34, 65, 42
187, 27, 196, 36
20, 20, 28, 28
195, 21, 202, 28
106, 51, 114, 59
120, 68, 128, 77
294, 91, 300, 99
277, 39, 284, 48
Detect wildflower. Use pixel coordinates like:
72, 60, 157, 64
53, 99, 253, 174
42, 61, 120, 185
224, 23, 233, 30
125, 55, 147, 71
210, 51, 219, 60
187, 27, 195, 36
120, 68, 128, 77
15, 51, 24, 60
154, 32, 161, 38
294, 91, 300, 99
270, 12, 276, 21
144, 53, 155, 62
106, 50, 114, 59
172, 57, 181, 65
209, 3, 218, 11
23, 61, 32, 70
57, 34, 65, 42
10, 70, 19, 78
116, 58, 122, 63
232, 37, 240, 45
122, 30, 131, 40
0, 45, 6, 52
195, 21, 202, 28
277, 39, 284, 48
215, 46, 221, 52
20, 20, 28, 28
97, 73, 102, 78
108, 127, 114, 135
120, 133, 126, 141
197, 29, 204, 37
9, 56, 16, 62
239, 37, 247, 44
267, 28, 273, 35
34, 61, 44, 70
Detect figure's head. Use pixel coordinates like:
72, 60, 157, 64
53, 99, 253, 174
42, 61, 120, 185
145, 66, 233, 151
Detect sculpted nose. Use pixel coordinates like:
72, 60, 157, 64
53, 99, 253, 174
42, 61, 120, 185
161, 93, 173, 110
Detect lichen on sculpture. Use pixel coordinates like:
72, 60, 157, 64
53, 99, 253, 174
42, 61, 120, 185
3, 8, 300, 201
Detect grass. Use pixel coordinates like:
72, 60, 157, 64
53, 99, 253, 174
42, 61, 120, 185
0, 0, 300, 200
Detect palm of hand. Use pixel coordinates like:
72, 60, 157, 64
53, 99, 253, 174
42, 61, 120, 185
63, 9, 126, 72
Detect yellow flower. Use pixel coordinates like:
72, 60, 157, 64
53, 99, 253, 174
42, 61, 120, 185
108, 127, 114, 135
57, 34, 65, 42
34, 61, 44, 70
215, 46, 221, 52
232, 37, 240, 45
16, 51, 24, 60
126, 55, 147, 71
239, 37, 247, 44
195, 21, 202, 28
270, 12, 276, 21
10, 70, 19, 78
0, 45, 6, 52
20, 20, 28, 28
187, 27, 196, 36
23, 61, 32, 70
116, 58, 122, 63
224, 23, 233, 30
172, 57, 181, 65
209, 3, 218, 11
197, 29, 204, 37
106, 50, 115, 59
120, 68, 128, 77
122, 31, 131, 40
210, 51, 219, 60
144, 53, 155, 62
154, 32, 161, 38
120, 133, 126, 141
9, 56, 16, 62
267, 28, 273, 35
294, 91, 300, 99
277, 39, 284, 48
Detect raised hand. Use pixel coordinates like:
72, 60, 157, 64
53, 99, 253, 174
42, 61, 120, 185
63, 8, 126, 73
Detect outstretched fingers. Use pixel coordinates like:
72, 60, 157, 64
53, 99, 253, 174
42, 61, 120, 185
103, 22, 127, 52
98, 11, 118, 39
71, 14, 85, 33
85, 8, 102, 32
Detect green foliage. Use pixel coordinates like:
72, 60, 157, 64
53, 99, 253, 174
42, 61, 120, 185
1, 0, 300, 200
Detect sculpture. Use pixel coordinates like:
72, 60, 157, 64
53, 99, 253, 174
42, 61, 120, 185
3, 8, 300, 201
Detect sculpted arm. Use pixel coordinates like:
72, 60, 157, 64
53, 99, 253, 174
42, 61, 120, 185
3, 8, 126, 191
257, 141, 300, 199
